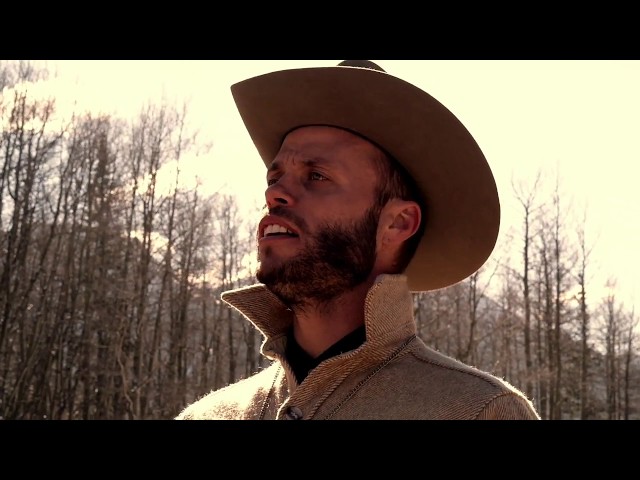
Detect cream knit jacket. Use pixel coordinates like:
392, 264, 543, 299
176, 274, 541, 420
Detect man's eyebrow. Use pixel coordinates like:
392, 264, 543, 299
267, 157, 330, 174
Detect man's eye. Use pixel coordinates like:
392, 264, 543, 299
310, 172, 327, 181
267, 177, 277, 186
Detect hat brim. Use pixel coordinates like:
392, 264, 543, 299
231, 64, 500, 292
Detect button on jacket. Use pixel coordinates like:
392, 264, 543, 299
176, 274, 540, 420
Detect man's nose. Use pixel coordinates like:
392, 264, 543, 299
265, 174, 297, 209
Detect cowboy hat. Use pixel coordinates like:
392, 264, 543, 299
230, 60, 500, 292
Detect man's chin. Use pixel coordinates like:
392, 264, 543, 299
255, 265, 282, 287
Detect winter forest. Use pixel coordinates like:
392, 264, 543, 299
1, 60, 638, 420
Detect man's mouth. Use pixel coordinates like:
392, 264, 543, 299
261, 222, 300, 240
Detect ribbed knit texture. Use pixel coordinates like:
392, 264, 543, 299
175, 274, 540, 420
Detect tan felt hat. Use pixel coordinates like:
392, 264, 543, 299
231, 60, 500, 292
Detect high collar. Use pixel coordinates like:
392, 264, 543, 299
220, 273, 417, 357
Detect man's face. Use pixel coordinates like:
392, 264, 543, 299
255, 126, 385, 306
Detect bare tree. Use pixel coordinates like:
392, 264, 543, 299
512, 170, 543, 401
622, 308, 638, 420
601, 281, 621, 419
0, 63, 66, 419
574, 206, 595, 419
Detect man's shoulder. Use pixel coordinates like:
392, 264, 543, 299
401, 338, 513, 383
378, 340, 540, 419
175, 363, 279, 420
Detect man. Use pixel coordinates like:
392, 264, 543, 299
176, 60, 541, 420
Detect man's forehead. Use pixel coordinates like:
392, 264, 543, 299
268, 151, 335, 172
271, 127, 384, 168
283, 125, 371, 146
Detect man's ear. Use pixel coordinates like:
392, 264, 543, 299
379, 199, 421, 247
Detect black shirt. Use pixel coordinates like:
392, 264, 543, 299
285, 325, 367, 384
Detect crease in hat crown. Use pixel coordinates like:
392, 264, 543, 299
230, 60, 501, 292
337, 60, 385, 71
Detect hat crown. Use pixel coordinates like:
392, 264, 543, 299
337, 60, 386, 72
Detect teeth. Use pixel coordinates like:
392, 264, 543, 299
264, 224, 294, 237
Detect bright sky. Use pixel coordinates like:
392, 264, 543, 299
24, 60, 640, 311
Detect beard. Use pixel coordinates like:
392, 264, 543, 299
256, 205, 381, 307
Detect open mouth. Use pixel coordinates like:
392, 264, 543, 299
262, 224, 299, 239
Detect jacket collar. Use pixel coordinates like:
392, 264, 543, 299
220, 273, 417, 357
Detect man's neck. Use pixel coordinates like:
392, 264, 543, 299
289, 282, 370, 358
